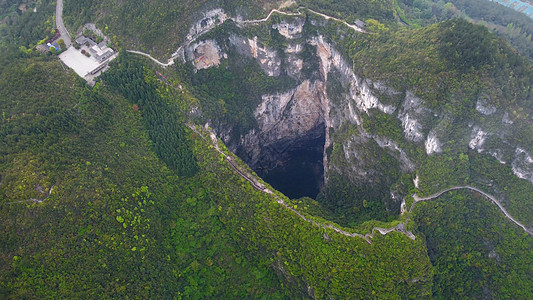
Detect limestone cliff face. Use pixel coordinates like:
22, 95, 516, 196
229, 35, 282, 76
239, 80, 328, 171
272, 18, 305, 40
185, 25, 430, 201
183, 11, 533, 210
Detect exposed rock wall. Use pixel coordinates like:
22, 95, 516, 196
229, 35, 282, 76
186, 40, 226, 70
272, 18, 305, 39
239, 80, 328, 171
513, 148, 533, 183
186, 9, 228, 42
425, 131, 442, 155
181, 11, 533, 206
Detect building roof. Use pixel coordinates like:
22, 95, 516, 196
76, 36, 96, 46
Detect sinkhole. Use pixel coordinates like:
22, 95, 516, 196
247, 124, 325, 200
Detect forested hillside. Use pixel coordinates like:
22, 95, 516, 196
63, 0, 290, 58
396, 0, 533, 60
0, 50, 434, 298
62, 0, 401, 59
1, 0, 532, 298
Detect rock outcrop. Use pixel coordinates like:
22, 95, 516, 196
181, 11, 533, 210
229, 35, 282, 76
239, 80, 327, 172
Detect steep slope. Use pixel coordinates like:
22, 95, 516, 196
164, 6, 533, 297
0, 50, 434, 298
1, 0, 533, 298
172, 11, 533, 228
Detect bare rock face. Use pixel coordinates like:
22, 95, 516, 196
285, 44, 304, 79
397, 92, 427, 143
234, 34, 418, 197
425, 131, 442, 155
239, 80, 328, 171
186, 9, 228, 42
476, 97, 497, 115
181, 11, 533, 205
186, 40, 225, 70
469, 126, 488, 153
309, 35, 395, 115
229, 35, 281, 76
513, 148, 533, 183
272, 18, 305, 39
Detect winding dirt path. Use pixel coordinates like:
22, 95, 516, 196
188, 124, 533, 241
411, 186, 533, 236
127, 7, 365, 67
187, 124, 413, 244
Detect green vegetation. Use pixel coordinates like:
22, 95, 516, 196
414, 190, 533, 298
175, 51, 295, 141
0, 51, 434, 298
351, 19, 532, 109
1, 0, 533, 298
469, 152, 533, 227
396, 0, 533, 61
317, 171, 396, 226
362, 109, 404, 142
299, 0, 396, 22
0, 0, 56, 48
0, 50, 290, 298
82, 28, 103, 44
331, 19, 532, 226
102, 52, 198, 177
63, 0, 288, 58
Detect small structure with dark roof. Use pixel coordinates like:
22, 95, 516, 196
75, 36, 96, 47
355, 19, 366, 29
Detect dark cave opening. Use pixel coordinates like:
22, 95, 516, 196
256, 125, 325, 200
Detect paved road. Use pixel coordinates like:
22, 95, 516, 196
55, 0, 72, 47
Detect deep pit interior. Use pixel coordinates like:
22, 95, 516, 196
245, 124, 326, 200
184, 21, 337, 200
